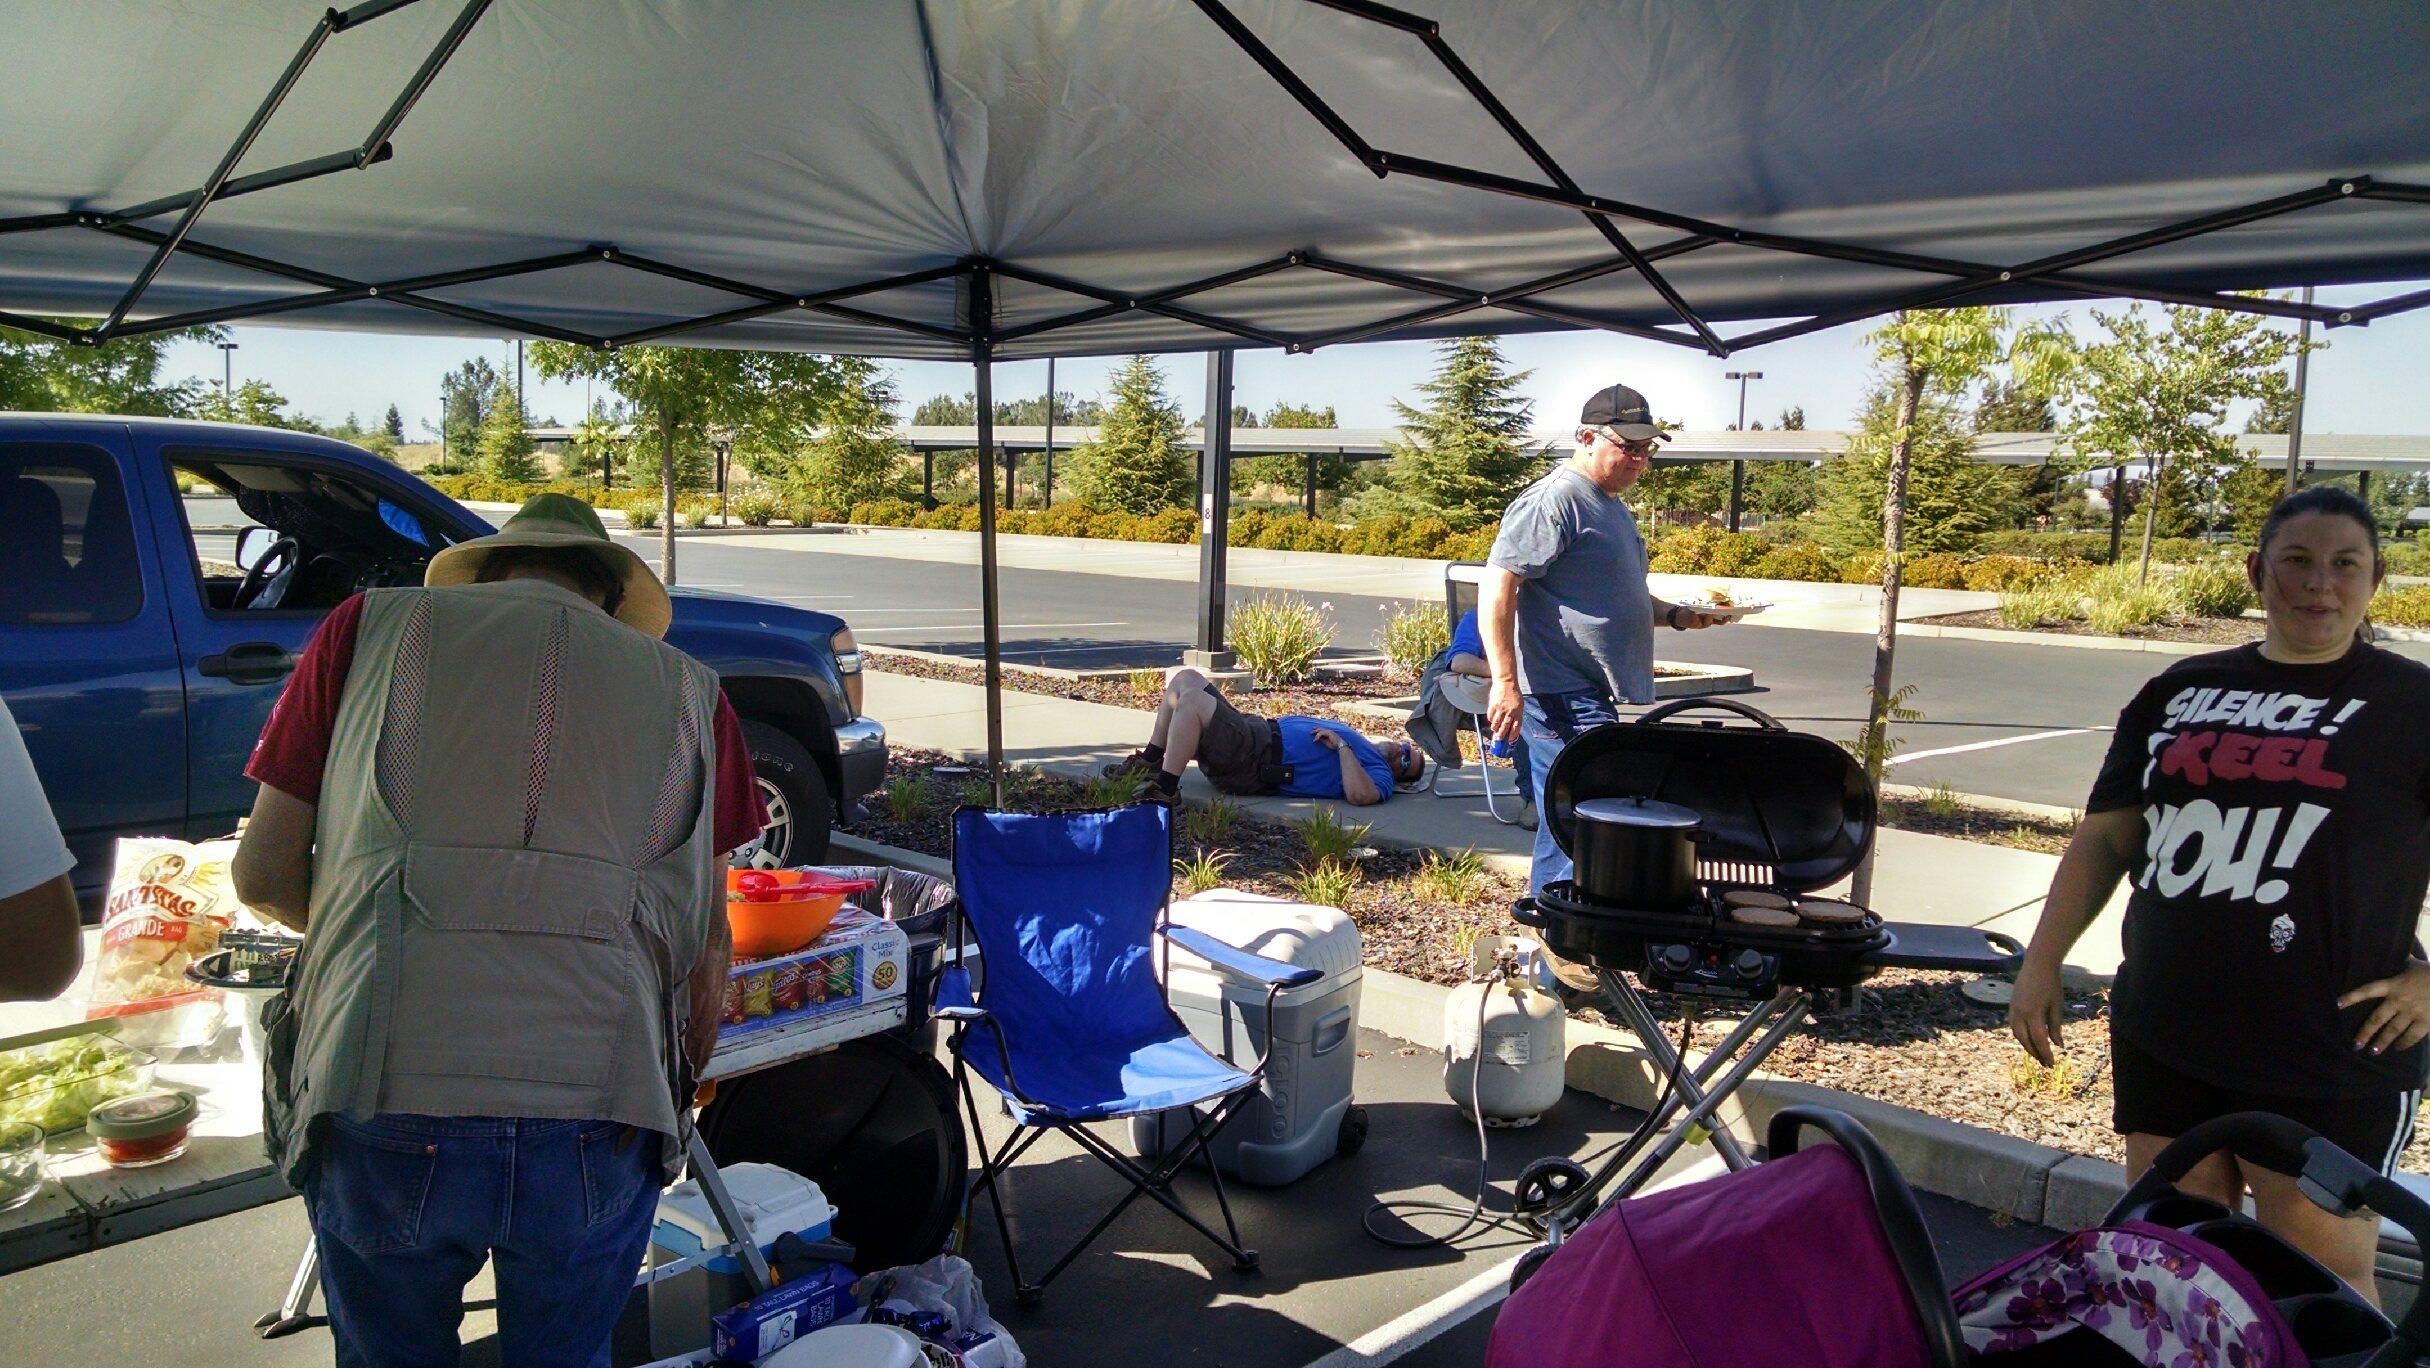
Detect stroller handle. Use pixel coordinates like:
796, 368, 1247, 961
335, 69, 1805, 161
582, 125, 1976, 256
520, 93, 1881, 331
2125, 1111, 2430, 1367
1766, 1106, 1970, 1368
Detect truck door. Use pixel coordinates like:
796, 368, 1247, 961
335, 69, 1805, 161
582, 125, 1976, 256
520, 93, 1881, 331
0, 426, 188, 908
141, 435, 453, 838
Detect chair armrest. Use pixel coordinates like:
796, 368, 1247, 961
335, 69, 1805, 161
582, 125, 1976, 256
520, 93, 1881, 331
1163, 925, 1322, 991
933, 1004, 989, 1024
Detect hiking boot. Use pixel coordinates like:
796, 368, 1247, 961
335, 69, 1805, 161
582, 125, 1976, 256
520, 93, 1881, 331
1517, 799, 1539, 831
1102, 749, 1158, 781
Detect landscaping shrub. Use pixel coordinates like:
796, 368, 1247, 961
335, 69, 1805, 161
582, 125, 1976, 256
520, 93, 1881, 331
1839, 549, 1887, 584
1974, 530, 2114, 563
1647, 524, 1725, 574
1902, 552, 1971, 590
2373, 584, 2430, 628
1997, 579, 2082, 630
626, 504, 659, 529
731, 494, 780, 527
2168, 557, 2257, 618
1397, 516, 1458, 559
1752, 543, 1840, 583
1143, 507, 1198, 544
1376, 603, 1450, 681
1283, 520, 1347, 554
2382, 538, 2430, 577
1962, 554, 2064, 593
1229, 593, 1333, 686
2083, 565, 2177, 634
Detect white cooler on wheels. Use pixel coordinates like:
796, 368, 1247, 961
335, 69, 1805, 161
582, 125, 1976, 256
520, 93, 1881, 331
1131, 889, 1367, 1186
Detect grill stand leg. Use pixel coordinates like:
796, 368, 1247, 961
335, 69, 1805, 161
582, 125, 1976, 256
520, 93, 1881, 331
1542, 974, 1812, 1242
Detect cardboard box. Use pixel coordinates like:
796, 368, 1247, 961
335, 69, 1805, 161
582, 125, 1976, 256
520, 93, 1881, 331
719, 907, 908, 1040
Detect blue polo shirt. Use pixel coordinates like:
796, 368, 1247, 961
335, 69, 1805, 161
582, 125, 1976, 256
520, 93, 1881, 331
1276, 718, 1395, 800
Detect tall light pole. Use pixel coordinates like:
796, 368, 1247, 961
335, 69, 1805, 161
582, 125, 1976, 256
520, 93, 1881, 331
216, 341, 239, 404
2285, 285, 2313, 494
1723, 369, 1763, 532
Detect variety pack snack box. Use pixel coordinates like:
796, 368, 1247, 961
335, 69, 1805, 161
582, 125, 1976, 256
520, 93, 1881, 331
718, 906, 909, 1039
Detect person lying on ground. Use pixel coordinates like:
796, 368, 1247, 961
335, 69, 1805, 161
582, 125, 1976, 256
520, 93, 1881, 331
1107, 667, 1426, 806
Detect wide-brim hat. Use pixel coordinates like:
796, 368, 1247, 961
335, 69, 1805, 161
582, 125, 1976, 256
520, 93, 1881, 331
425, 493, 672, 638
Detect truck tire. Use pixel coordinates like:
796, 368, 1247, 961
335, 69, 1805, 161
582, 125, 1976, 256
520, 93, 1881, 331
741, 720, 833, 867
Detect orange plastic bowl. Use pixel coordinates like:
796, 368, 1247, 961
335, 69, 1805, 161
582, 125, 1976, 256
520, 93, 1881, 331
725, 870, 874, 959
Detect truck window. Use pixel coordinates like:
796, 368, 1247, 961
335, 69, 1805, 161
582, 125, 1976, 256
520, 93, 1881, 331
0, 445, 143, 626
167, 454, 441, 613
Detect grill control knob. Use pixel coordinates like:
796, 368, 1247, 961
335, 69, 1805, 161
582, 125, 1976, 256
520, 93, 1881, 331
1655, 944, 1695, 974
1732, 949, 1768, 979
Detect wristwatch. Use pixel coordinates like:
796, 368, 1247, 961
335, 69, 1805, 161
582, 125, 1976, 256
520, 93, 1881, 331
1665, 605, 1685, 629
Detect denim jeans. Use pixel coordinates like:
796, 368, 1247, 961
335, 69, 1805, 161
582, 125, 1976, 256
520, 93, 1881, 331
301, 1114, 661, 1368
1523, 689, 1622, 896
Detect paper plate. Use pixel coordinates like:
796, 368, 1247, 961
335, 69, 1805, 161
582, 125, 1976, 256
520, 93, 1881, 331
1691, 600, 1770, 619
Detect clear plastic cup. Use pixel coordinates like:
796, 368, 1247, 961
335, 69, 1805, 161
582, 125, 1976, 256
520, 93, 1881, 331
0, 1121, 43, 1212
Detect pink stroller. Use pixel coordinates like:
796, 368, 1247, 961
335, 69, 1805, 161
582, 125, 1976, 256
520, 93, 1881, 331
1489, 1107, 2430, 1367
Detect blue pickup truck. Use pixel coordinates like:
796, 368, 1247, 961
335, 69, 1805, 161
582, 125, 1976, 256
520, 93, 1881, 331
0, 413, 885, 910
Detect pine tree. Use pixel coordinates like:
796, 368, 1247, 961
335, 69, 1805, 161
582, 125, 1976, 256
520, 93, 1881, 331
771, 358, 911, 508
477, 382, 542, 482
1975, 379, 2056, 432
1815, 383, 2022, 553
1353, 336, 1541, 529
1066, 356, 1192, 514
1777, 406, 1807, 431
383, 403, 405, 441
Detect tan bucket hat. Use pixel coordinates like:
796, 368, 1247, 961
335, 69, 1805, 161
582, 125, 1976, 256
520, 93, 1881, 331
425, 493, 673, 638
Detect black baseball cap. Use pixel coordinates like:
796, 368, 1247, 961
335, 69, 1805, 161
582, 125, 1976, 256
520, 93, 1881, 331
1580, 383, 1669, 442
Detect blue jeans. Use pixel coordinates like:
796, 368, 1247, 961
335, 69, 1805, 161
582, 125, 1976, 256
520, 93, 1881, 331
1523, 690, 1622, 896
301, 1114, 661, 1368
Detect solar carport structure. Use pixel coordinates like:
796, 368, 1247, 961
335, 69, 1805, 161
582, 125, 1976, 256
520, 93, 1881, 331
6, 0, 2429, 780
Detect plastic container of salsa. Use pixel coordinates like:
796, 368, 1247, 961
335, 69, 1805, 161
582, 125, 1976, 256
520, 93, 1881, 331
87, 1089, 198, 1169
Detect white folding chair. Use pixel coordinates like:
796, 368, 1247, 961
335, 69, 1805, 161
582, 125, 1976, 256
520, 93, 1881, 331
1425, 562, 1524, 824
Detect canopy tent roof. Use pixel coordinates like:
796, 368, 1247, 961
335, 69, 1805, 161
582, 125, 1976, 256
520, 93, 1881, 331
3, 0, 2429, 363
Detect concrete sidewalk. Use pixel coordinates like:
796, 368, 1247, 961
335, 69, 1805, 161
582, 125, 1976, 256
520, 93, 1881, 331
865, 669, 2125, 973
696, 524, 2000, 636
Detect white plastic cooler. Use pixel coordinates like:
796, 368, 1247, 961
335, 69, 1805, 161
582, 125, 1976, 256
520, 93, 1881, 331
1130, 889, 1366, 1186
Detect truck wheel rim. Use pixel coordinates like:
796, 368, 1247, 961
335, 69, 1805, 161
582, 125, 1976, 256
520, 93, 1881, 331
738, 777, 791, 866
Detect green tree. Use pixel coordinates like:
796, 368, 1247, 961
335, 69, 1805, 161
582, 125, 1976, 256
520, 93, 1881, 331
0, 320, 215, 414
532, 343, 848, 584
1355, 336, 1542, 529
436, 357, 500, 462
383, 403, 405, 442
1066, 355, 1193, 514
1817, 386, 2022, 552
1776, 405, 1807, 431
1832, 308, 2062, 900
2058, 305, 2312, 580
1974, 379, 2057, 432
749, 357, 912, 508
1238, 400, 1343, 509
913, 392, 975, 425
195, 377, 317, 430
476, 382, 541, 481
1633, 461, 1730, 521
2220, 457, 2287, 543
1743, 460, 1820, 520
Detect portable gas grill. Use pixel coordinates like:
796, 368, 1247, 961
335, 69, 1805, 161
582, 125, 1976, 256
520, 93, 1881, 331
1509, 697, 2022, 1243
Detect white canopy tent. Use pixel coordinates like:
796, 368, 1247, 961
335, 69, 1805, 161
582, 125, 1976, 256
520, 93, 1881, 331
6, 0, 2429, 778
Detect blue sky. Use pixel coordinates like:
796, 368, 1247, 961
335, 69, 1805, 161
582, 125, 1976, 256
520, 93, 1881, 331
160, 280, 2430, 441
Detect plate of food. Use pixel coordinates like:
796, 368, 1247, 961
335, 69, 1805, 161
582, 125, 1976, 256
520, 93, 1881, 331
1686, 588, 1770, 619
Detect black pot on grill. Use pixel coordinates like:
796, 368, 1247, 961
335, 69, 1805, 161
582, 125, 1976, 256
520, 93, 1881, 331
1570, 796, 1700, 910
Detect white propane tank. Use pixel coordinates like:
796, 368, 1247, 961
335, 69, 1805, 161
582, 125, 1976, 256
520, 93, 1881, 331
1443, 936, 1565, 1127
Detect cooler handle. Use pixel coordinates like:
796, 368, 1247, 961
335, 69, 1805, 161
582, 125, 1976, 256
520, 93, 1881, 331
1311, 1005, 1353, 1056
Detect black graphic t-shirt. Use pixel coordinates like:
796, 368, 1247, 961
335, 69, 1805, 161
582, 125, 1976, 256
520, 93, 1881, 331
2089, 641, 2430, 1097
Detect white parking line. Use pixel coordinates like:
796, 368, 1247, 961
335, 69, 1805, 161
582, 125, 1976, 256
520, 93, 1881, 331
1297, 1253, 1523, 1368
1884, 727, 2101, 767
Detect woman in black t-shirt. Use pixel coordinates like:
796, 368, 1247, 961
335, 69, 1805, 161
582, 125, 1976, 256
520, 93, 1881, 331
2009, 486, 2430, 1304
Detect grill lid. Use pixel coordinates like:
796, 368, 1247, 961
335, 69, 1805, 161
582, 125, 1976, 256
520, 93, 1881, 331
1543, 697, 1876, 894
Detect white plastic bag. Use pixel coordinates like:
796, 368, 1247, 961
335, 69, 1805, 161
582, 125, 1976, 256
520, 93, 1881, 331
854, 1254, 1026, 1368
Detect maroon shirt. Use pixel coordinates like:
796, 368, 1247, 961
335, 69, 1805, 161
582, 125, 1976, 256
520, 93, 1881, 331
247, 593, 769, 856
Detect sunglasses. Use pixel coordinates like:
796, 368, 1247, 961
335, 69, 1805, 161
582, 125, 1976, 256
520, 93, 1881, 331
1595, 427, 1657, 456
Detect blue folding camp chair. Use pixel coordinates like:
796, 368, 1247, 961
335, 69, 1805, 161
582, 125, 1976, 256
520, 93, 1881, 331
938, 803, 1321, 1304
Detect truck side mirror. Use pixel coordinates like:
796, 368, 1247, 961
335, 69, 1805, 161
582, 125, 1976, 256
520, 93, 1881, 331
234, 526, 279, 571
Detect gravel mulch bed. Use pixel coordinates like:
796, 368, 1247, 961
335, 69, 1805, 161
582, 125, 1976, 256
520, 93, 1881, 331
850, 749, 2430, 1172
1919, 608, 2264, 646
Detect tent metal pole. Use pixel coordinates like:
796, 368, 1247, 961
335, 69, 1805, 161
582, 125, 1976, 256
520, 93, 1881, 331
987, 260, 1294, 350
971, 269, 1007, 805
2108, 463, 2128, 563
989, 256, 1302, 346
1042, 358, 1056, 510
100, 12, 340, 334
1188, 351, 1237, 670
2287, 285, 2314, 494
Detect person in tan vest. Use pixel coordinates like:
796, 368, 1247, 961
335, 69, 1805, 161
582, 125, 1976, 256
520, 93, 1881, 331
233, 494, 766, 1368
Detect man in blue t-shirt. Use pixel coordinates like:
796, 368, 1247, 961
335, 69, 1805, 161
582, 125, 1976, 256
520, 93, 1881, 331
1106, 667, 1426, 805
1427, 608, 1535, 825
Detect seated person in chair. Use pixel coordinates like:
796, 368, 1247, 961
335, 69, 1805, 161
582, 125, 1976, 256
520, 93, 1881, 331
1107, 668, 1425, 806
1417, 609, 1536, 828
